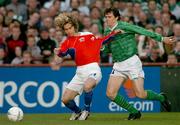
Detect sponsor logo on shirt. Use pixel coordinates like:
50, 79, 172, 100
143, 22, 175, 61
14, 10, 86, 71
79, 37, 85, 42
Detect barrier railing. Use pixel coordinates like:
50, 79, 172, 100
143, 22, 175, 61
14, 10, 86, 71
0, 63, 180, 67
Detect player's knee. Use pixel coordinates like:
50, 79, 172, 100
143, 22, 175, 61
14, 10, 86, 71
84, 84, 94, 92
135, 91, 146, 99
106, 90, 116, 100
61, 97, 69, 104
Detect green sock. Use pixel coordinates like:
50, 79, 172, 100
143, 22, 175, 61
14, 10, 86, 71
113, 94, 138, 113
146, 90, 165, 102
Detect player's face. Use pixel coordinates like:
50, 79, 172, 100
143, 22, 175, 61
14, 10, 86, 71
64, 23, 76, 36
105, 12, 118, 28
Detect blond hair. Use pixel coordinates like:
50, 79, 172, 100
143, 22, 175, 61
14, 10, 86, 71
54, 13, 79, 32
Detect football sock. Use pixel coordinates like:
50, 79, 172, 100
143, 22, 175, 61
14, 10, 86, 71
84, 91, 93, 112
113, 94, 138, 113
65, 100, 81, 113
146, 90, 165, 102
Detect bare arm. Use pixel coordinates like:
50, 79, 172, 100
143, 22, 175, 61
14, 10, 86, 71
53, 48, 64, 65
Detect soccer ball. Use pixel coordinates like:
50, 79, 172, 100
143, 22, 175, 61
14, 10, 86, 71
7, 107, 24, 122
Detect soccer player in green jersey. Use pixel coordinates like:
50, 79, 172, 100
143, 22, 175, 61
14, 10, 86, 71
103, 8, 175, 120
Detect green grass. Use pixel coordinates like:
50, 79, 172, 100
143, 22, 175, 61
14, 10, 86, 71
1, 113, 180, 125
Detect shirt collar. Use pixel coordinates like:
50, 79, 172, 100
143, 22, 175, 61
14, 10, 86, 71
110, 22, 118, 31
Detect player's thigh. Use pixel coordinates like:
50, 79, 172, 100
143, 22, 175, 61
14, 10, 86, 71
106, 75, 125, 95
62, 88, 79, 102
84, 71, 102, 92
66, 74, 84, 95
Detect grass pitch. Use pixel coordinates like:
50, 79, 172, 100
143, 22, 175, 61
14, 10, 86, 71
1, 113, 180, 125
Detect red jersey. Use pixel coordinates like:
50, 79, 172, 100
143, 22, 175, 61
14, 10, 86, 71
58, 32, 115, 66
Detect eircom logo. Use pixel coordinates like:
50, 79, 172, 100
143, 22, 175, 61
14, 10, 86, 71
109, 101, 154, 112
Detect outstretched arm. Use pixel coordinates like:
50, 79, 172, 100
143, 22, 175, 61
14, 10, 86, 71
99, 30, 122, 45
120, 21, 176, 44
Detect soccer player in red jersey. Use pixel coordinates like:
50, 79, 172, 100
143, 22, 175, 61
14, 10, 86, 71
53, 13, 118, 120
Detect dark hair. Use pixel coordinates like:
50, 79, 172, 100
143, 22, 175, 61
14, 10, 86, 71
104, 7, 121, 20
54, 13, 79, 32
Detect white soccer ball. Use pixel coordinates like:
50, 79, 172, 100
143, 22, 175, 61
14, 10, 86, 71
7, 107, 24, 122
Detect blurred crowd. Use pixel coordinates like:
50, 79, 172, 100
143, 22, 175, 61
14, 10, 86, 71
0, 0, 179, 65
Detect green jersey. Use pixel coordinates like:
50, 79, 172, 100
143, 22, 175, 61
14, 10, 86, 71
103, 21, 163, 62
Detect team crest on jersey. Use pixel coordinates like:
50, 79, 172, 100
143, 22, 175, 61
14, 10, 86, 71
91, 36, 95, 41
79, 37, 85, 42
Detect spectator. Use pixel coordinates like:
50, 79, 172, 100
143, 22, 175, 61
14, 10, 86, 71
26, 35, 41, 60
117, 0, 128, 17
43, 0, 67, 12
168, 0, 180, 20
103, 0, 112, 10
167, 53, 178, 64
79, 0, 90, 16
161, 13, 173, 36
2, 26, 10, 40
48, 6, 59, 18
37, 27, 56, 63
90, 23, 102, 38
0, 7, 7, 16
154, 26, 165, 57
6, 0, 27, 21
173, 23, 180, 41
0, 24, 6, 49
146, 0, 160, 23
90, 6, 103, 33
126, 1, 133, 17
0, 46, 9, 64
82, 16, 92, 32
24, 12, 40, 30
144, 47, 163, 62
162, 2, 176, 21
39, 8, 49, 20
21, 51, 33, 64
4, 9, 14, 26
26, 0, 39, 20
153, 10, 162, 26
71, 8, 84, 31
49, 27, 56, 41
41, 17, 54, 30
132, 2, 141, 24
54, 30, 65, 47
173, 41, 180, 61
11, 46, 22, 64
93, 0, 103, 10
26, 26, 39, 43
137, 11, 149, 27
6, 25, 26, 61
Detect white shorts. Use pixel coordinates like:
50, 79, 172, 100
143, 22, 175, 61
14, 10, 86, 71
111, 55, 144, 80
66, 62, 102, 94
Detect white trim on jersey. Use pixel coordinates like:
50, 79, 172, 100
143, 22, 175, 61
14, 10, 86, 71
79, 32, 93, 36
